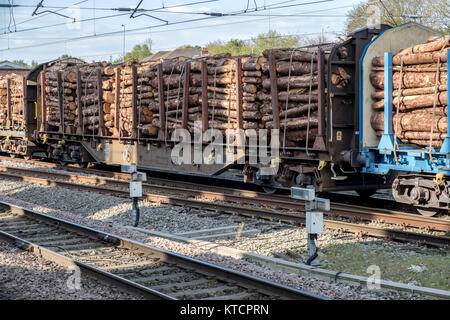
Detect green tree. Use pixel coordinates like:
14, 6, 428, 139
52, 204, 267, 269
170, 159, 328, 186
115, 39, 153, 63
251, 30, 301, 55
178, 44, 201, 49
124, 44, 152, 61
207, 30, 301, 55
346, 0, 449, 34
12, 60, 29, 68
31, 60, 39, 68
302, 34, 331, 46
207, 39, 252, 56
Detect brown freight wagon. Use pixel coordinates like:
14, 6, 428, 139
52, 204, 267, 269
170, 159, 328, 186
0, 67, 41, 157
32, 26, 389, 194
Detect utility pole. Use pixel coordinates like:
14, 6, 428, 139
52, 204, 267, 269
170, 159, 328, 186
122, 24, 126, 62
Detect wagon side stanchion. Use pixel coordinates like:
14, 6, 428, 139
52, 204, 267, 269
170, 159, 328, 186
114, 68, 121, 137
57, 71, 64, 134
76, 68, 83, 135
6, 78, 11, 129
313, 49, 326, 150
201, 60, 209, 130
40, 72, 47, 132
439, 49, 450, 156
377, 52, 396, 154
131, 65, 138, 139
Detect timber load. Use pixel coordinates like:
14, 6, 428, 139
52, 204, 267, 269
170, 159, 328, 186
108, 60, 155, 137
147, 53, 265, 137
0, 73, 25, 128
370, 35, 449, 148
260, 48, 321, 147
40, 46, 331, 145
44, 62, 119, 136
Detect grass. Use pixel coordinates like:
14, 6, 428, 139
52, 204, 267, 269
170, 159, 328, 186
318, 241, 449, 290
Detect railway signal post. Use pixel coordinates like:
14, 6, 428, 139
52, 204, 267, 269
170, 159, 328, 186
121, 164, 147, 227
291, 187, 329, 265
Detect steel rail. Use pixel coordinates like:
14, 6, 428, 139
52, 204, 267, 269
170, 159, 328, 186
0, 169, 448, 247
0, 201, 324, 300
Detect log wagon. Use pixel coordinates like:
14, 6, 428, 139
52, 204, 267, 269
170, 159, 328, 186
30, 25, 389, 196
360, 23, 449, 216
1, 23, 448, 216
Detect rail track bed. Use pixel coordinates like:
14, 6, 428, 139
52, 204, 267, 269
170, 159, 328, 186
0, 158, 448, 247
0, 201, 324, 300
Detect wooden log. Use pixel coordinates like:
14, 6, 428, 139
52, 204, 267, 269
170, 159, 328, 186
371, 85, 447, 100
141, 124, 159, 136
241, 55, 266, 71
208, 120, 258, 130
285, 128, 318, 141
371, 111, 447, 133
262, 49, 318, 62
398, 36, 450, 55
372, 91, 447, 110
370, 71, 447, 90
262, 75, 318, 90
261, 61, 317, 75
262, 103, 318, 122
45, 71, 77, 82
372, 50, 448, 66
371, 63, 447, 73
265, 115, 318, 130
153, 86, 202, 98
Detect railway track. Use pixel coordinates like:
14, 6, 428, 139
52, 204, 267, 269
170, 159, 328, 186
0, 201, 324, 300
0, 161, 448, 247
0, 159, 448, 230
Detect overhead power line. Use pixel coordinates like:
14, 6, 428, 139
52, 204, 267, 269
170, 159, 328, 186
0, 0, 219, 34
0, 0, 219, 11
0, 0, 336, 49
0, 0, 88, 33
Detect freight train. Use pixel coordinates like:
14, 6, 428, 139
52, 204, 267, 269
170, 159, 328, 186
0, 22, 448, 216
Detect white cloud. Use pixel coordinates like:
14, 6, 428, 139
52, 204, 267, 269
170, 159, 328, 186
166, 6, 193, 13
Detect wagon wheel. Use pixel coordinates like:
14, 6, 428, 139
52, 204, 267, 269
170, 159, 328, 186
77, 162, 89, 168
415, 207, 444, 217
262, 186, 277, 194
356, 189, 377, 198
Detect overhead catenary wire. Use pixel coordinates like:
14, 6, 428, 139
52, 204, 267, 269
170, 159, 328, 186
0, 0, 88, 33
0, 0, 219, 34
0, 0, 220, 11
0, 0, 339, 52
1, 0, 335, 36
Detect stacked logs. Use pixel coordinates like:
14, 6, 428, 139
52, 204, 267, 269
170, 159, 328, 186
203, 54, 265, 133
148, 54, 265, 136
109, 61, 155, 137
370, 35, 449, 148
76, 62, 113, 135
0, 73, 25, 128
148, 57, 202, 134
41, 48, 332, 144
260, 48, 319, 146
43, 59, 83, 132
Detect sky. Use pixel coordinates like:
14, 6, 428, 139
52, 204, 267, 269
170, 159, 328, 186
0, 0, 362, 65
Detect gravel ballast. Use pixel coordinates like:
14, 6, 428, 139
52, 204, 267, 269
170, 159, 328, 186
0, 175, 442, 300
0, 240, 143, 300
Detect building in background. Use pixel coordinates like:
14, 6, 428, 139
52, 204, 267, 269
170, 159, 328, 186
0, 61, 30, 76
